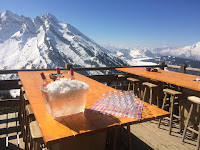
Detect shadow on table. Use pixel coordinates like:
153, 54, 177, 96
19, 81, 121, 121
53, 110, 154, 150
55, 109, 121, 134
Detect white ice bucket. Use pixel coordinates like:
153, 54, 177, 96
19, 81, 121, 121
40, 79, 89, 118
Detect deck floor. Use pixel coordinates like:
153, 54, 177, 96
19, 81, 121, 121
128, 119, 197, 150
0, 111, 197, 150
0, 112, 24, 150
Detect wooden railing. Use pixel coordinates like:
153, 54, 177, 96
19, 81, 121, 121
0, 61, 200, 92
167, 64, 200, 73
0, 64, 160, 91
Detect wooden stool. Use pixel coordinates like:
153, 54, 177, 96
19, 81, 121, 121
29, 121, 44, 150
115, 74, 127, 90
127, 77, 140, 98
158, 88, 182, 135
142, 82, 159, 106
182, 96, 200, 150
24, 104, 35, 150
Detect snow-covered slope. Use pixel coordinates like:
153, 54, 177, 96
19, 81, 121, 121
0, 10, 128, 71
157, 42, 200, 61
104, 41, 200, 65
104, 45, 158, 66
1, 10, 199, 73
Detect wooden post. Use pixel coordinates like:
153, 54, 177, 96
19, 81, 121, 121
112, 127, 117, 150
127, 125, 132, 150
180, 64, 187, 73
159, 61, 165, 70
65, 64, 73, 70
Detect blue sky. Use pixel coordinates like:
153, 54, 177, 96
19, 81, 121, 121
1, 0, 200, 48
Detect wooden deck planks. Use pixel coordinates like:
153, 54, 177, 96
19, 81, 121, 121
7, 112, 18, 149
0, 113, 7, 150
130, 123, 170, 150
130, 120, 196, 150
0, 112, 24, 150
0, 111, 197, 150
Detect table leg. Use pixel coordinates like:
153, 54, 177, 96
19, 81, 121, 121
112, 127, 117, 150
157, 81, 164, 108
120, 127, 123, 150
127, 125, 131, 150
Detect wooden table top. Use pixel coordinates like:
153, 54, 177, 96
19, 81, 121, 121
116, 67, 200, 92
18, 70, 169, 146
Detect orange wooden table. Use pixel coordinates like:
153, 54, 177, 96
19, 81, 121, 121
116, 67, 200, 91
18, 70, 169, 148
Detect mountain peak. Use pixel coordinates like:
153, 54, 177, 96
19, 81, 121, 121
1, 10, 16, 18
194, 42, 200, 47
42, 13, 58, 23
4, 10, 14, 16
44, 13, 56, 18
0, 11, 128, 70
0, 10, 22, 23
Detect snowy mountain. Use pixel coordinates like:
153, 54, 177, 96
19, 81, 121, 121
1, 10, 199, 73
104, 41, 200, 66
156, 42, 200, 61
103, 45, 158, 66
0, 10, 128, 71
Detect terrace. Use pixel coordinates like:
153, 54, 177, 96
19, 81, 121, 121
0, 62, 200, 150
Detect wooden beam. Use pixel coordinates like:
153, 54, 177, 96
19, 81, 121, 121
0, 99, 19, 107
0, 69, 55, 74
186, 67, 200, 72
0, 65, 160, 74
87, 74, 117, 83
74, 65, 160, 71
0, 80, 20, 90
167, 64, 180, 69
